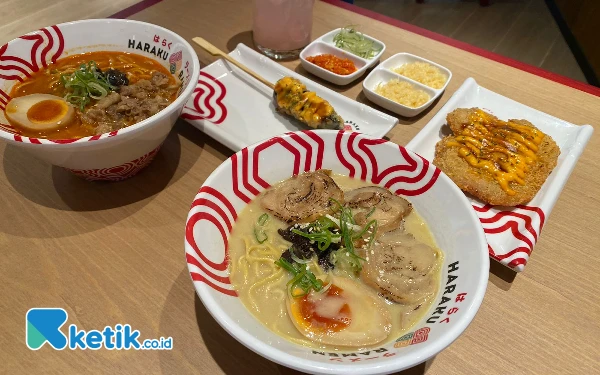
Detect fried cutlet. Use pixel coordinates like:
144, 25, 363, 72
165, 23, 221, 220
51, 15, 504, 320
433, 108, 560, 206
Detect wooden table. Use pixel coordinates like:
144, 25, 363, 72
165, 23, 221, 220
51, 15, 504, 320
1, 0, 599, 374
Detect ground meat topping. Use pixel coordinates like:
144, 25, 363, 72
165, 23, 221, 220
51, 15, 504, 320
79, 71, 177, 135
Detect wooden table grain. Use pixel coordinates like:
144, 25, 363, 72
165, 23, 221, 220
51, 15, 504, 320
1, 1, 599, 374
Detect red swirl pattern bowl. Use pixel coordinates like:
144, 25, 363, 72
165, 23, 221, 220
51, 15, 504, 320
0, 19, 200, 180
185, 130, 489, 374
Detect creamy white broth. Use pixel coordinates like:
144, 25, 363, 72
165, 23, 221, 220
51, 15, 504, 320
227, 174, 443, 351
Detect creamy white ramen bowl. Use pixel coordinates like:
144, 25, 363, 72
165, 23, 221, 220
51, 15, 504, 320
184, 130, 489, 374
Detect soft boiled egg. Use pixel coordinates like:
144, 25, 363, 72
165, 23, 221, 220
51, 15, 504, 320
5, 94, 76, 131
287, 276, 391, 346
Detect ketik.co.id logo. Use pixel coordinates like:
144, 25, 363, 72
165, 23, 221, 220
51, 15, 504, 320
26, 308, 172, 350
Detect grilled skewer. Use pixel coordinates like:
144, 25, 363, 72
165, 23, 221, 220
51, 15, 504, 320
192, 37, 344, 130
273, 77, 343, 129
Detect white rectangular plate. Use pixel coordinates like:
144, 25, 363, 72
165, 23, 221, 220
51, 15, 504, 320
406, 78, 593, 272
181, 43, 398, 151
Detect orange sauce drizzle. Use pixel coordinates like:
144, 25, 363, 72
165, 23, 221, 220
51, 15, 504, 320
446, 109, 544, 195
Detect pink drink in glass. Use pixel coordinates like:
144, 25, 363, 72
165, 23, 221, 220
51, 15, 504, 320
252, 0, 315, 60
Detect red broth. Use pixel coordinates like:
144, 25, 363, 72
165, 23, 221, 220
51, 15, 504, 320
7, 51, 177, 139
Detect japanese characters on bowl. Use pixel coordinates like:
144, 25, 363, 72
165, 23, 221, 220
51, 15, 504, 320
300, 27, 386, 85
363, 53, 452, 117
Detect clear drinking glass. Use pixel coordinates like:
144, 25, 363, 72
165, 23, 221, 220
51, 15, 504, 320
252, 0, 315, 60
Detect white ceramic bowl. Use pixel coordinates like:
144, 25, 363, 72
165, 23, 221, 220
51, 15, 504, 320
185, 130, 489, 374
363, 53, 452, 117
300, 28, 386, 85
0, 19, 200, 181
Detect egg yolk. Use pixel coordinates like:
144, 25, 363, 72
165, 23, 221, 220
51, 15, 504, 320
27, 100, 69, 124
293, 285, 352, 333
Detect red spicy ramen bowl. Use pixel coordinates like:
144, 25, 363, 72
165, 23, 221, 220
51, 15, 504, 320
0, 19, 200, 181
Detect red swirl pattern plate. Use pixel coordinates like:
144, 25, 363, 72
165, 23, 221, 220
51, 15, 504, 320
181, 43, 399, 152
406, 77, 594, 272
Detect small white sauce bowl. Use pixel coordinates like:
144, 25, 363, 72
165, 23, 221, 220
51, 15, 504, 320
363, 53, 452, 117
300, 28, 386, 86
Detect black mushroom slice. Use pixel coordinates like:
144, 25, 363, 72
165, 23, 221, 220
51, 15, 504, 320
278, 224, 338, 271
361, 230, 441, 305
105, 69, 129, 87
260, 170, 344, 223
344, 186, 412, 233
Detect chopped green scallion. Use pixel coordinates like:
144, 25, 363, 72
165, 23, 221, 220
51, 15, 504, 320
275, 257, 323, 298
60, 61, 115, 111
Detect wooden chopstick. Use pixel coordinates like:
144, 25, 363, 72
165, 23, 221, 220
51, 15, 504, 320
192, 37, 275, 90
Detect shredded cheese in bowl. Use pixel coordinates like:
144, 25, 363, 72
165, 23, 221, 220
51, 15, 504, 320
374, 79, 430, 108
392, 62, 447, 89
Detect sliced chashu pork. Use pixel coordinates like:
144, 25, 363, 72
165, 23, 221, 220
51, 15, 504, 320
345, 186, 412, 233
361, 230, 442, 305
261, 170, 343, 223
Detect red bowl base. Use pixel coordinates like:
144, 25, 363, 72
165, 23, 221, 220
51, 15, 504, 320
68, 146, 161, 181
